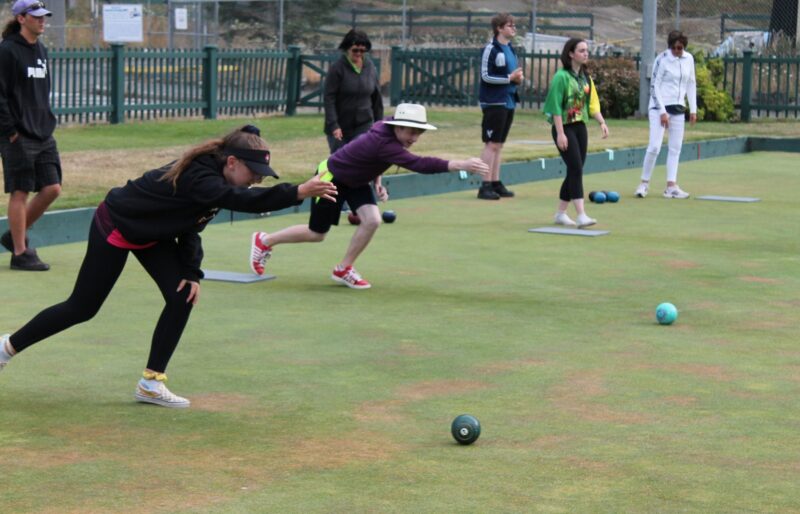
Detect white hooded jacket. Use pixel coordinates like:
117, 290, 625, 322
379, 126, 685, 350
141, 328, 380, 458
648, 49, 697, 115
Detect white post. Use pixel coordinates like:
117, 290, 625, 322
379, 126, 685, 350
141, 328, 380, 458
639, 0, 657, 116
796, 1, 800, 47
401, 0, 408, 48
531, 0, 537, 52
278, 0, 285, 51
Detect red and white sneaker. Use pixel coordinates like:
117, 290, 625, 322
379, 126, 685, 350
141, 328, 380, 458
331, 265, 371, 289
250, 232, 272, 276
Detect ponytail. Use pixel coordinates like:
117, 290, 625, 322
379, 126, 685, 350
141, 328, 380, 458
159, 125, 268, 188
2, 18, 21, 39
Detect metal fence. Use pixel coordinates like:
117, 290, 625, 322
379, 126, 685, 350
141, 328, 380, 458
335, 8, 594, 42
293, 54, 382, 111
46, 45, 800, 124
389, 46, 639, 111
389, 46, 798, 120
49, 45, 295, 124
722, 51, 800, 120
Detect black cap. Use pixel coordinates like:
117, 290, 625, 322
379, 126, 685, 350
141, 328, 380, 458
223, 147, 278, 178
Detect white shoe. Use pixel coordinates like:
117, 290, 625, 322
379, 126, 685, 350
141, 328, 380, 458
135, 377, 190, 408
250, 232, 272, 276
664, 185, 690, 199
576, 214, 597, 228
553, 212, 577, 227
0, 334, 12, 371
635, 183, 649, 198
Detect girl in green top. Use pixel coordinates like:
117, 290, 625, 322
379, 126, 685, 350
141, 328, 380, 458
543, 38, 609, 228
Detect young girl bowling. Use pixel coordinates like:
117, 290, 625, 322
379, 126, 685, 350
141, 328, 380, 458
0, 125, 337, 408
249, 103, 490, 289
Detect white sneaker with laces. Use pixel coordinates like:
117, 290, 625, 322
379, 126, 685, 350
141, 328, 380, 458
664, 185, 690, 199
635, 183, 649, 198
554, 212, 577, 227
250, 232, 272, 276
135, 378, 190, 408
0, 334, 12, 371
576, 214, 597, 228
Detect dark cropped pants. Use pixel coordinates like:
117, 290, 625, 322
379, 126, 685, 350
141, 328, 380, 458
10, 220, 194, 372
552, 121, 588, 201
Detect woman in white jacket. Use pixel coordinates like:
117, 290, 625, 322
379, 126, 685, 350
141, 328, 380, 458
636, 30, 697, 199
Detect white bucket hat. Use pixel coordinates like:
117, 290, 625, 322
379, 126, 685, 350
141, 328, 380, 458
385, 103, 438, 131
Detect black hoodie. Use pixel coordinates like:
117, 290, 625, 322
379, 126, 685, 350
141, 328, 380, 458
0, 32, 57, 141
104, 154, 301, 281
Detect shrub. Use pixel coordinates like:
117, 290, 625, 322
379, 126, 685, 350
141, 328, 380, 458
689, 48, 735, 121
587, 57, 639, 119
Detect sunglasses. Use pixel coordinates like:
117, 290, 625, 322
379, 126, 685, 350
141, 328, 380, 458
349, 47, 368, 54
22, 1, 46, 14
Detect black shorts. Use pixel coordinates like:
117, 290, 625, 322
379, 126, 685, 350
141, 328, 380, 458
0, 135, 62, 194
481, 106, 515, 143
308, 175, 376, 234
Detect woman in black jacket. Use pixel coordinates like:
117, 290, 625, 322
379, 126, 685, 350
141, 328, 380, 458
0, 125, 337, 408
324, 29, 383, 153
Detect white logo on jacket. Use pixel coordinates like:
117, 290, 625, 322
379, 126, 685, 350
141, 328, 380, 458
495, 53, 506, 67
27, 59, 47, 79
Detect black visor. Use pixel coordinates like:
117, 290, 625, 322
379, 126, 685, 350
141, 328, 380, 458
224, 147, 278, 178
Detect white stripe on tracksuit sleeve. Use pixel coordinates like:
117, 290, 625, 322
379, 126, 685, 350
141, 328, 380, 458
481, 45, 510, 85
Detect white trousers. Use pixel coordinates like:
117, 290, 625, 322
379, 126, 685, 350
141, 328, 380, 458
641, 109, 686, 183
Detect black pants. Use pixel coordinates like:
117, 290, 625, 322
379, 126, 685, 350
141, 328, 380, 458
11, 220, 194, 372
552, 122, 588, 201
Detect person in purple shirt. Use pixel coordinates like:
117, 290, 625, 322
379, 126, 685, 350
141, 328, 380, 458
249, 103, 490, 289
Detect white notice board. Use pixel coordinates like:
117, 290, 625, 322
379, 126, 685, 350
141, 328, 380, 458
103, 4, 144, 43
175, 8, 188, 30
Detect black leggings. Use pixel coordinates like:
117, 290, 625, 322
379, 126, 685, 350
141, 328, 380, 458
10, 220, 194, 372
552, 122, 588, 201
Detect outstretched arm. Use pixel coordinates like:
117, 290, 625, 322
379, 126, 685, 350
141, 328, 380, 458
297, 174, 338, 202
448, 158, 490, 181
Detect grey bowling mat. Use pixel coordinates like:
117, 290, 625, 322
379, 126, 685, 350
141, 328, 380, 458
696, 195, 760, 203
202, 270, 276, 283
529, 227, 610, 237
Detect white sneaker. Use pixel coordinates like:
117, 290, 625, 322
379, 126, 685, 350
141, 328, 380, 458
635, 183, 649, 198
0, 334, 12, 371
576, 214, 597, 228
135, 378, 190, 408
664, 185, 690, 199
554, 212, 577, 227
250, 232, 272, 276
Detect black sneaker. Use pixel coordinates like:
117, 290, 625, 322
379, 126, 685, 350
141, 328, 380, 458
477, 184, 500, 200
493, 181, 515, 198
10, 248, 50, 271
1, 230, 28, 253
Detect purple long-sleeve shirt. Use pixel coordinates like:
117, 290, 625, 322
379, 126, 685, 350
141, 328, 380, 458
327, 120, 450, 187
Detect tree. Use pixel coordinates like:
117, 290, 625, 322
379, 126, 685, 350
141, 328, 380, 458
219, 0, 343, 48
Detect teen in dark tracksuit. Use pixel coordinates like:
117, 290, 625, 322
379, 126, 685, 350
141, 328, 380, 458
0, 126, 338, 408
477, 13, 523, 200
324, 29, 383, 154
0, 2, 62, 271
